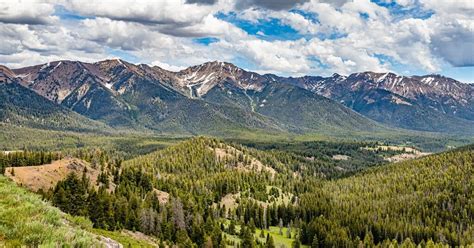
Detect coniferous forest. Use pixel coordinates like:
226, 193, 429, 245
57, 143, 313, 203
2, 136, 472, 247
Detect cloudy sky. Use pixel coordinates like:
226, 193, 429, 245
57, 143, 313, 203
1, 0, 473, 82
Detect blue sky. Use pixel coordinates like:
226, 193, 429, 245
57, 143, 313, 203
1, 0, 472, 83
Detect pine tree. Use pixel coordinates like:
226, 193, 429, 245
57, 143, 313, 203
229, 220, 236, 235
311, 234, 319, 248
286, 223, 291, 238
401, 238, 415, 248
204, 236, 213, 248
279, 218, 283, 235
363, 231, 374, 247
249, 218, 256, 233
265, 234, 275, 248
241, 226, 255, 248
292, 239, 301, 248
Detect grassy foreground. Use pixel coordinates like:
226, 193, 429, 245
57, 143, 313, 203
0, 176, 100, 247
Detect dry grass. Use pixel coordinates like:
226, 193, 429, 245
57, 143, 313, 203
5, 158, 115, 192
385, 152, 431, 163
213, 145, 277, 177
152, 188, 170, 204
332, 154, 350, 160
219, 186, 294, 213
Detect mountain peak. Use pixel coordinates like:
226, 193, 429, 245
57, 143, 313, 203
0, 65, 17, 83
95, 58, 133, 69
183, 60, 243, 74
174, 61, 265, 97
331, 73, 345, 78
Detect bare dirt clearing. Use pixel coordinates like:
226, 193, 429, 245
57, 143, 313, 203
5, 158, 115, 192
213, 145, 277, 177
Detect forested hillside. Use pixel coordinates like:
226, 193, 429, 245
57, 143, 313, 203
297, 145, 474, 246
3, 137, 469, 247
0, 82, 110, 133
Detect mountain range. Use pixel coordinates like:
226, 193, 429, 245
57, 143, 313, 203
1, 59, 473, 136
278, 72, 474, 133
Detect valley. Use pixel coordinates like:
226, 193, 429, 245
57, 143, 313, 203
1, 58, 474, 247
0, 59, 474, 247
1, 136, 473, 247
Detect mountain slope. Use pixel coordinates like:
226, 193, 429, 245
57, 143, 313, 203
5, 59, 473, 136
285, 72, 474, 134
4, 60, 388, 136
299, 144, 474, 246
120, 137, 474, 246
12, 60, 137, 128
251, 82, 382, 132
0, 79, 109, 132
184, 62, 384, 133
340, 88, 474, 133
6, 60, 280, 134
0, 175, 103, 246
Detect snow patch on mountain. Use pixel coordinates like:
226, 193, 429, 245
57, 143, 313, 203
49, 62, 62, 73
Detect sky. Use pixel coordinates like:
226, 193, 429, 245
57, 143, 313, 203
0, 0, 473, 83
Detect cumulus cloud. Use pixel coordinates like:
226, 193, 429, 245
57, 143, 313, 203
234, 0, 309, 10
186, 0, 218, 5
62, 0, 225, 26
421, 0, 474, 67
233, 38, 311, 73
158, 14, 248, 39
431, 22, 474, 67
0, 0, 58, 25
0, 0, 472, 80
151, 60, 187, 71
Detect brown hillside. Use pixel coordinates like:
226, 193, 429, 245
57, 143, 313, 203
212, 145, 277, 177
5, 158, 114, 192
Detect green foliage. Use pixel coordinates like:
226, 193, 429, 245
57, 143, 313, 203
239, 139, 398, 178
92, 229, 158, 247
296, 147, 474, 246
0, 176, 99, 246
0, 82, 108, 132
45, 144, 229, 246
0, 150, 61, 173
8, 135, 473, 247
0, 124, 181, 155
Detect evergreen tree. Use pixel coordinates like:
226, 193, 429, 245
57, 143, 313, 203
292, 239, 301, 248
240, 226, 255, 248
278, 218, 283, 235
311, 234, 319, 248
229, 220, 236, 235
265, 234, 275, 248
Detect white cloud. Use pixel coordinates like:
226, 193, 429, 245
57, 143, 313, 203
0, 0, 471, 79
421, 0, 474, 67
234, 0, 309, 11
63, 0, 219, 26
233, 38, 311, 74
79, 18, 175, 51
151, 60, 187, 71
0, 0, 58, 25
